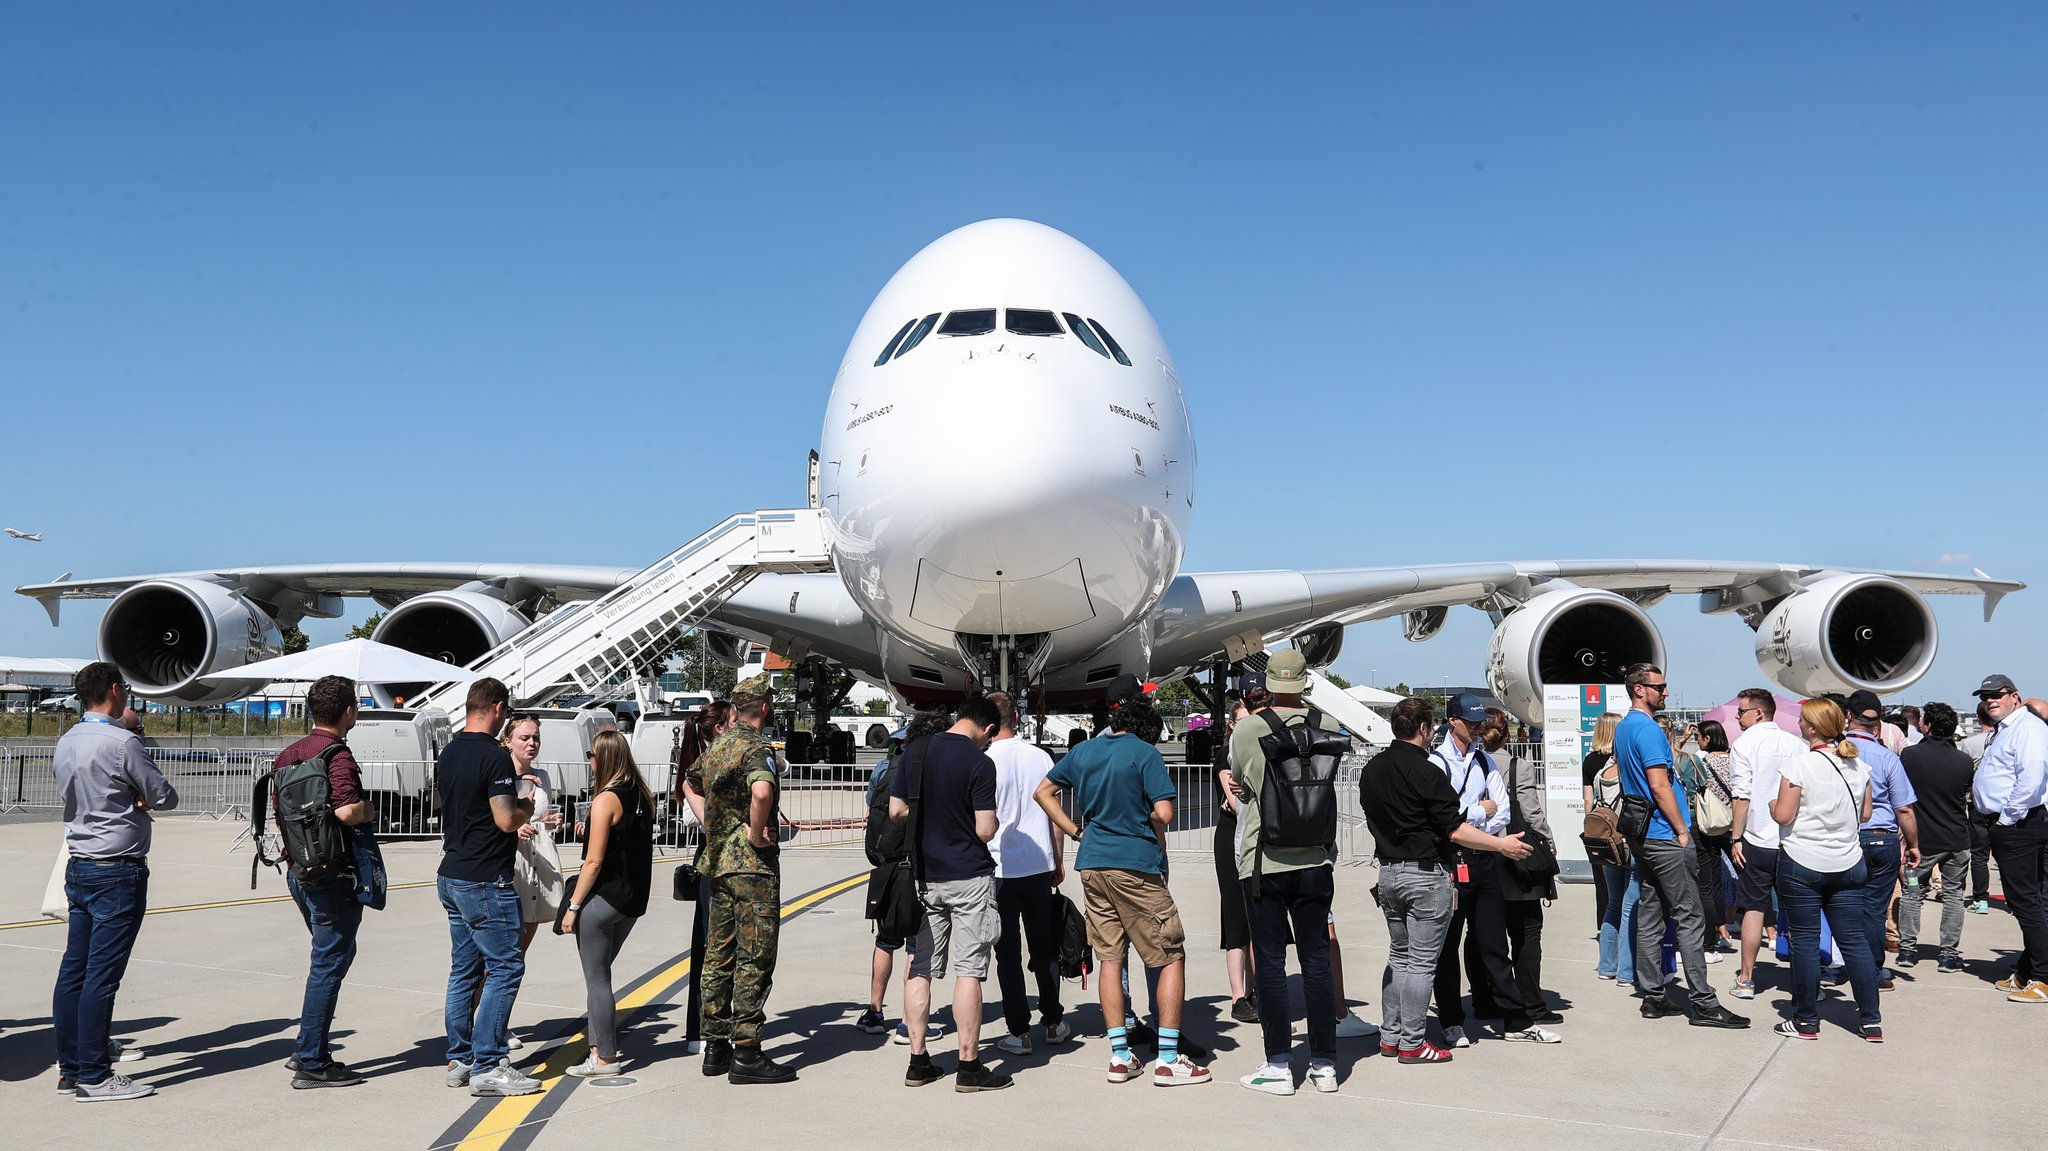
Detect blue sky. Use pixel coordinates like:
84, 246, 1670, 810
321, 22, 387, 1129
2, 4, 2041, 711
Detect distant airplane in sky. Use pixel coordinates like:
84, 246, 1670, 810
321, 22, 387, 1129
4, 528, 43, 541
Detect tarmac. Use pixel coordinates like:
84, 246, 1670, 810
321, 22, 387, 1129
0, 816, 2036, 1151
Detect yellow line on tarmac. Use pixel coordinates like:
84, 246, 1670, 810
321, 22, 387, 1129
0, 855, 697, 931
447, 873, 866, 1151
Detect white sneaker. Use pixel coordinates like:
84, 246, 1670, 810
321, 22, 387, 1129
506, 1033, 526, 1050
1307, 1062, 1339, 1093
1500, 1027, 1563, 1044
995, 1032, 1032, 1055
1444, 1025, 1472, 1049
565, 1051, 630, 1078
1704, 951, 1725, 964
1153, 1054, 1212, 1086
446, 1061, 472, 1088
1334, 1012, 1380, 1039
74, 1073, 153, 1102
1239, 1064, 1295, 1095
1107, 1051, 1145, 1083
1043, 1019, 1073, 1045
108, 1039, 145, 1064
469, 1059, 541, 1097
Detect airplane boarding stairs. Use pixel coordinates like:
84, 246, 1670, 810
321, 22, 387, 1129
408, 509, 834, 715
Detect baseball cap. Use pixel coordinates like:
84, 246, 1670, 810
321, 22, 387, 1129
1237, 670, 1267, 695
1975, 673, 2017, 697
731, 674, 775, 706
1843, 689, 1883, 723
1447, 692, 1490, 724
1103, 674, 1154, 710
1266, 650, 1309, 694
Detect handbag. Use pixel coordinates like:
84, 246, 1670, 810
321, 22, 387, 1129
42, 841, 71, 920
1503, 755, 1560, 887
1683, 753, 1736, 837
672, 861, 701, 902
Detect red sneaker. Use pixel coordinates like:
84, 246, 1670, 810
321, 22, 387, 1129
1398, 1042, 1454, 1064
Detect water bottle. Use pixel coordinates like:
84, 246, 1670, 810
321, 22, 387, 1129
1905, 872, 1920, 889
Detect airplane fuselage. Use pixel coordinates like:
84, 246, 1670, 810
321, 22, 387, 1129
816, 220, 1196, 704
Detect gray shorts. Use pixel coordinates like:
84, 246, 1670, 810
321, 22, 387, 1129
913, 875, 999, 981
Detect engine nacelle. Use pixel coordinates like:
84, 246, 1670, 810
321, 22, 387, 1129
1291, 623, 1344, 669
99, 579, 284, 705
1753, 574, 1937, 698
1487, 586, 1666, 725
372, 590, 532, 702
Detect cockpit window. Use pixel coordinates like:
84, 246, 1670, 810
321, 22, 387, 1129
1064, 312, 1111, 359
893, 312, 941, 359
1006, 309, 1063, 337
1087, 318, 1133, 366
873, 317, 917, 366
938, 308, 998, 337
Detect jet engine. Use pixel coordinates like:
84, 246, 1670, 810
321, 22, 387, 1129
1753, 574, 1936, 698
1486, 586, 1666, 725
372, 590, 533, 702
1291, 623, 1344, 669
98, 579, 284, 705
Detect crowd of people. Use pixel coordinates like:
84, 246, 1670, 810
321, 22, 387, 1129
40, 650, 2048, 1101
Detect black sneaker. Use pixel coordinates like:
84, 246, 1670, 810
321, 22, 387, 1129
854, 1008, 888, 1034
1530, 1009, 1565, 1025
292, 1061, 367, 1089
1689, 1006, 1751, 1030
1860, 1023, 1884, 1043
1894, 949, 1919, 969
285, 1056, 302, 1072
700, 1039, 733, 1077
57, 1075, 77, 1094
904, 1057, 946, 1087
727, 1048, 796, 1085
954, 1060, 1013, 1092
1938, 954, 1965, 974
1640, 998, 1683, 1020
1773, 1019, 1819, 1040
1230, 997, 1261, 1024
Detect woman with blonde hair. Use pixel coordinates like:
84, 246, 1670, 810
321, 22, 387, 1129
1586, 713, 1639, 983
560, 729, 656, 1075
1769, 698, 1881, 1041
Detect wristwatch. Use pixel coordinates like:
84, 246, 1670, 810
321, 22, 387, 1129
567, 902, 581, 912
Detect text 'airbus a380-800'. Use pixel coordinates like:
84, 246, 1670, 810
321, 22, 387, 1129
16, 219, 2024, 728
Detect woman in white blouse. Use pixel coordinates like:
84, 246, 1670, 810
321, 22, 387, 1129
1769, 698, 1882, 1042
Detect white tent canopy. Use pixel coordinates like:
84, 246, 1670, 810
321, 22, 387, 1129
199, 637, 479, 686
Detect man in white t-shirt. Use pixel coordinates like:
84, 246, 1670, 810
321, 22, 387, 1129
986, 692, 1071, 1054
1725, 688, 1808, 1000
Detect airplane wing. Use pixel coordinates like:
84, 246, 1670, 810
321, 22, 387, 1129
1150, 559, 2023, 695
15, 563, 641, 626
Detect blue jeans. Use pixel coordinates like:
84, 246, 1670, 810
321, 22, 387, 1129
1858, 830, 1902, 977
1597, 863, 1640, 981
1249, 864, 1337, 1061
289, 870, 363, 1071
54, 858, 149, 1085
438, 875, 525, 1070
1777, 852, 1880, 1027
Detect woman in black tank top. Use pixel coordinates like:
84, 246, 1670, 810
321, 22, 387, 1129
560, 730, 656, 1075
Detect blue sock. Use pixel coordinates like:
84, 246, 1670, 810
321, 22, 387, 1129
1108, 1026, 1129, 1059
1157, 1027, 1180, 1063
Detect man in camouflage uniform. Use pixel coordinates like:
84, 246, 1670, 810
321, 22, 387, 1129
687, 674, 796, 1084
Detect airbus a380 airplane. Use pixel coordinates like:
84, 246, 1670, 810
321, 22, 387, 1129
16, 219, 2025, 721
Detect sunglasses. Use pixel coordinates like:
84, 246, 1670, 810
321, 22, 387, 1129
1735, 705, 1760, 716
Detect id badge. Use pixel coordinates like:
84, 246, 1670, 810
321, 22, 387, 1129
1456, 861, 1470, 884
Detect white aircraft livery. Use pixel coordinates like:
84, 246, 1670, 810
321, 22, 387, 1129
5, 528, 43, 541
15, 219, 2024, 721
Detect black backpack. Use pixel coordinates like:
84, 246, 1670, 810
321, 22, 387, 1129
250, 744, 352, 889
865, 744, 915, 867
1054, 891, 1092, 979
1254, 710, 1344, 853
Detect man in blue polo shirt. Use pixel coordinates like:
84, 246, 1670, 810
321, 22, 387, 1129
1612, 664, 1747, 1029
1843, 691, 1919, 990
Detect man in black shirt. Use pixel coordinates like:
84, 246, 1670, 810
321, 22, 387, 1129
435, 678, 538, 1096
1897, 702, 1976, 973
1359, 697, 1532, 1063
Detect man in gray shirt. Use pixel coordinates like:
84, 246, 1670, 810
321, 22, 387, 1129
52, 662, 178, 1101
